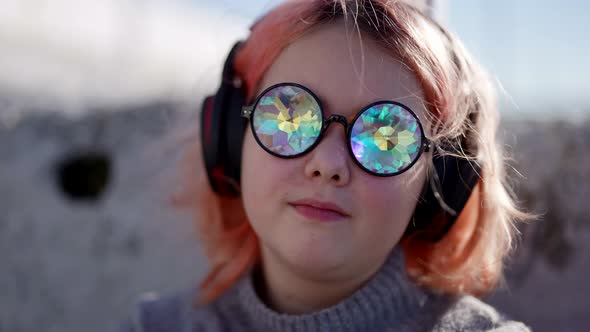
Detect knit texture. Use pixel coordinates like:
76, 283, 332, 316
116, 247, 530, 332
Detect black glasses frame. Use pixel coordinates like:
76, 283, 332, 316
241, 82, 432, 177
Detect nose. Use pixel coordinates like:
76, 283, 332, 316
303, 123, 351, 186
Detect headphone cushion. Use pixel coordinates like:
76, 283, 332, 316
201, 95, 222, 192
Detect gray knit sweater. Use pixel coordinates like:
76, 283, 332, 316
117, 248, 530, 332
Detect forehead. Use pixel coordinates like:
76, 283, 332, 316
256, 20, 427, 124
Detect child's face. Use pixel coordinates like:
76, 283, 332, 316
241, 21, 430, 280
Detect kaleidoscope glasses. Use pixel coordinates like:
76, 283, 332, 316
241, 82, 432, 177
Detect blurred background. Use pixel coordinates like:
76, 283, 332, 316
0, 0, 588, 331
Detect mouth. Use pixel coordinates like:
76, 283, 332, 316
288, 198, 350, 222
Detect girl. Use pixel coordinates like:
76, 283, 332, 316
119, 0, 532, 331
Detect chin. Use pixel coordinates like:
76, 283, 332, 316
276, 236, 353, 278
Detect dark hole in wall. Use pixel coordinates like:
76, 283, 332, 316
56, 151, 111, 201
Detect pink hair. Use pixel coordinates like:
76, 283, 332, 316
174, 0, 532, 304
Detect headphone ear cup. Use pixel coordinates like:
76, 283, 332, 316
408, 153, 481, 241
200, 41, 246, 196
224, 85, 247, 187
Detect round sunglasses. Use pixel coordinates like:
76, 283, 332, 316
241, 82, 432, 177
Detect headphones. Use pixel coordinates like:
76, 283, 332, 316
201, 41, 481, 242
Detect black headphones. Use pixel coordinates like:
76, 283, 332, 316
200, 41, 481, 242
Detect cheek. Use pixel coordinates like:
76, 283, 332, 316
356, 159, 427, 234
242, 131, 272, 205
240, 128, 298, 225
241, 128, 297, 190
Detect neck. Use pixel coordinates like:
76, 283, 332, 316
255, 245, 382, 314
235, 246, 438, 332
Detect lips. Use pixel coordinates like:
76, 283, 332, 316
288, 198, 350, 222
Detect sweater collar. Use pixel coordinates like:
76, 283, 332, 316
234, 246, 431, 332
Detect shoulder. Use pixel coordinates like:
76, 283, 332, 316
432, 295, 531, 332
115, 288, 227, 332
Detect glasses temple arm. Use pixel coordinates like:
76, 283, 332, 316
241, 106, 254, 119
423, 137, 432, 152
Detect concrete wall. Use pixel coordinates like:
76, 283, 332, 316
1, 101, 588, 332
486, 120, 590, 331
0, 101, 207, 332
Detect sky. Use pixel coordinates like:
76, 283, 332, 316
188, 0, 590, 118
1, 0, 587, 118
0, 0, 250, 114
